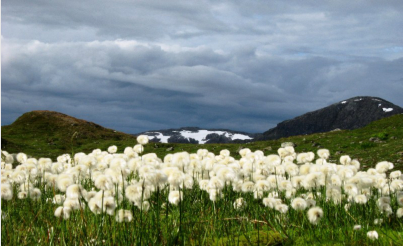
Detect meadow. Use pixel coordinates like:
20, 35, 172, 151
2, 131, 403, 245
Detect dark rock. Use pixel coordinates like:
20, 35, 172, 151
204, 133, 232, 144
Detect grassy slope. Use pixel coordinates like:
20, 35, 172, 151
2, 111, 402, 170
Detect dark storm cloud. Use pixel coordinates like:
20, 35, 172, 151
2, 0, 403, 134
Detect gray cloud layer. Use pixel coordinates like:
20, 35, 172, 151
2, 1, 403, 133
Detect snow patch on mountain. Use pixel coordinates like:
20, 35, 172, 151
383, 108, 393, 112
142, 128, 254, 144
179, 130, 252, 144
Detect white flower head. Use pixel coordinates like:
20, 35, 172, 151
367, 230, 378, 241
340, 155, 351, 165
107, 145, 118, 154
168, 190, 182, 205
307, 207, 323, 225
354, 194, 368, 204
291, 197, 307, 211
317, 149, 330, 160
233, 197, 247, 210
137, 135, 149, 145
16, 153, 28, 164
375, 161, 393, 173
133, 144, 144, 154
116, 209, 133, 222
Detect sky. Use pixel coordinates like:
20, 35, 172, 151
2, 0, 403, 134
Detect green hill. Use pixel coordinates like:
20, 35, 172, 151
2, 111, 402, 170
1, 110, 138, 159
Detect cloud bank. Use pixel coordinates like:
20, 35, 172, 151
2, 0, 403, 133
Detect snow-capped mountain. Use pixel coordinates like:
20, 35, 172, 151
137, 127, 255, 144
256, 96, 403, 140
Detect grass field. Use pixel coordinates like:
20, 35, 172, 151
1, 114, 403, 245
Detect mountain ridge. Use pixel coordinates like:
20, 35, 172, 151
137, 127, 256, 144
2, 96, 402, 147
257, 96, 403, 140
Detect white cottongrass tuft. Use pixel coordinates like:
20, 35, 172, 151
307, 207, 323, 225
353, 225, 361, 230
396, 208, 403, 218
1, 183, 13, 201
16, 153, 28, 164
291, 197, 307, 211
354, 194, 368, 204
375, 161, 393, 173
54, 206, 72, 220
116, 209, 133, 222
137, 135, 149, 145
168, 190, 182, 205
367, 230, 378, 240
107, 145, 118, 154
317, 149, 330, 160
133, 144, 144, 154
94, 175, 113, 191
239, 148, 251, 157
53, 194, 66, 205
233, 197, 246, 210
340, 155, 351, 165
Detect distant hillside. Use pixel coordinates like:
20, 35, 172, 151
1, 111, 403, 170
1, 110, 137, 158
257, 96, 403, 140
137, 127, 255, 144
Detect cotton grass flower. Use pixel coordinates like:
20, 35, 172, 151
354, 194, 368, 204
1, 183, 13, 200
367, 230, 378, 241
353, 225, 362, 230
29, 188, 42, 201
307, 207, 323, 225
107, 145, 118, 154
116, 209, 133, 222
17, 191, 28, 199
137, 135, 149, 145
54, 206, 72, 220
291, 197, 307, 211
391, 180, 403, 192
168, 190, 182, 205
94, 174, 113, 191
275, 204, 289, 214
56, 175, 74, 192
53, 194, 66, 205
375, 161, 393, 173
263, 197, 282, 209
396, 208, 403, 218
340, 155, 351, 165
317, 149, 330, 160
390, 170, 402, 180
16, 153, 28, 164
66, 184, 85, 199
133, 144, 144, 154
233, 197, 246, 210
239, 148, 251, 158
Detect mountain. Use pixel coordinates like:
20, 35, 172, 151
137, 127, 255, 144
1, 110, 137, 157
257, 96, 403, 140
